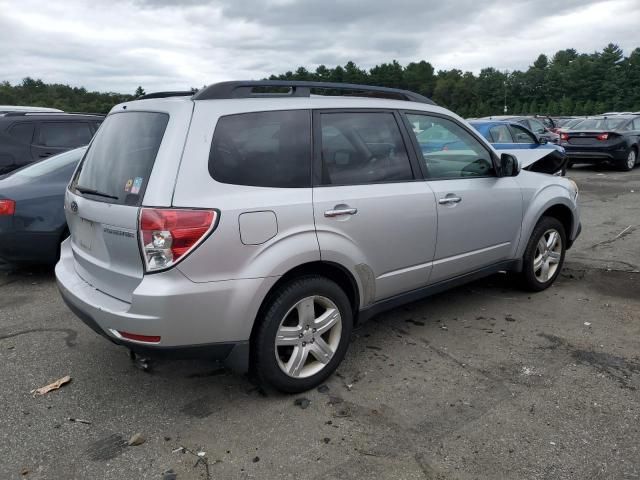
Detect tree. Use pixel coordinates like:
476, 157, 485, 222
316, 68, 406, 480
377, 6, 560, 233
134, 86, 145, 97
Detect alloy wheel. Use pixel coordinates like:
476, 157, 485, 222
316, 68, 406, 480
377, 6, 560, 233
627, 150, 636, 170
533, 229, 562, 283
275, 296, 342, 378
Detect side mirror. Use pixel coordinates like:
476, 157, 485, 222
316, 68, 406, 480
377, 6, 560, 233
500, 153, 520, 177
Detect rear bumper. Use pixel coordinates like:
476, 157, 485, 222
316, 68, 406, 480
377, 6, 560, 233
55, 239, 279, 370
563, 145, 628, 162
0, 229, 61, 265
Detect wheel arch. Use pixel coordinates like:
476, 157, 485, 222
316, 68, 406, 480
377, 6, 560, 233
249, 261, 361, 349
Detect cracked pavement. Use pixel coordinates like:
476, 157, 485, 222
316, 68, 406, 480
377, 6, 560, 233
0, 165, 638, 479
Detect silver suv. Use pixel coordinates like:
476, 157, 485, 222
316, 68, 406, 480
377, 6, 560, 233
56, 81, 581, 392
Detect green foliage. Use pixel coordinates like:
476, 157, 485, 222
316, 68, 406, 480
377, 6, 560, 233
0, 77, 135, 113
1, 44, 636, 117
269, 44, 637, 116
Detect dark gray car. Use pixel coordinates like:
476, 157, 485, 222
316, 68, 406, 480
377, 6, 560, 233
0, 147, 85, 265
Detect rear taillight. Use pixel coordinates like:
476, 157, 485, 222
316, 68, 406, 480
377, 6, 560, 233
0, 199, 15, 216
596, 133, 609, 141
560, 132, 569, 141
139, 208, 218, 272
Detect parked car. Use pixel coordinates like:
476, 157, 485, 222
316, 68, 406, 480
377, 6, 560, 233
0, 147, 85, 265
469, 120, 567, 175
56, 81, 581, 393
557, 118, 587, 131
561, 115, 640, 171
0, 112, 102, 174
479, 116, 559, 144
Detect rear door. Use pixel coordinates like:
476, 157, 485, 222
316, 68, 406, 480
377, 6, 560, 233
65, 102, 192, 302
404, 112, 522, 284
312, 110, 437, 302
32, 121, 93, 160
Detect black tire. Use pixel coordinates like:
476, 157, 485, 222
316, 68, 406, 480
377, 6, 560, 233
519, 216, 566, 292
616, 147, 637, 172
252, 275, 353, 393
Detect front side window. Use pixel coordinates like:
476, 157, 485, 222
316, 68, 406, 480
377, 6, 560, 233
510, 125, 537, 144
489, 125, 514, 143
209, 110, 311, 188
528, 119, 547, 135
38, 122, 93, 147
407, 113, 495, 179
318, 112, 413, 185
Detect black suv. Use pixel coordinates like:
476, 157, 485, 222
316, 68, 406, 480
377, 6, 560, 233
0, 112, 103, 174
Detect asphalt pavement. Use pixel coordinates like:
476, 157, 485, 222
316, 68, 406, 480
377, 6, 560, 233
1, 164, 638, 479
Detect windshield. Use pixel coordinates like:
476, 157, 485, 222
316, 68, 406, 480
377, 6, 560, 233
72, 111, 169, 205
573, 117, 628, 130
15, 147, 85, 178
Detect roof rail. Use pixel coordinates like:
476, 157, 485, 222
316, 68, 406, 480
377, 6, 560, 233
2, 111, 104, 117
192, 81, 436, 105
138, 91, 195, 100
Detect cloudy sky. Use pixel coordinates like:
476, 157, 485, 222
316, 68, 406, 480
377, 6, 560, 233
1, 0, 638, 94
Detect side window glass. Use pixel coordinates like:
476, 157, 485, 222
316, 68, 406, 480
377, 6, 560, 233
489, 125, 514, 143
407, 114, 495, 179
634, 119, 640, 130
209, 110, 311, 188
319, 112, 413, 185
39, 122, 93, 147
9, 123, 35, 144
529, 119, 546, 134
510, 125, 537, 144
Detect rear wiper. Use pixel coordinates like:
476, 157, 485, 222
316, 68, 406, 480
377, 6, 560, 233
75, 185, 119, 200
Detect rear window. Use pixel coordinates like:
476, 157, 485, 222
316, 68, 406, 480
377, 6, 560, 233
72, 112, 169, 205
573, 118, 627, 130
209, 110, 311, 188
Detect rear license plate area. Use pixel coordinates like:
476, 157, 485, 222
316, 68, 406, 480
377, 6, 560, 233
77, 218, 94, 251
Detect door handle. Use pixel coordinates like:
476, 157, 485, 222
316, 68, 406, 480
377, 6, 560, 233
324, 207, 358, 217
438, 196, 462, 205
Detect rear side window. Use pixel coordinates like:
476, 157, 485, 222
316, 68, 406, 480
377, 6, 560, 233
318, 112, 413, 185
38, 122, 93, 147
510, 125, 536, 143
209, 110, 311, 188
72, 112, 169, 205
9, 123, 35, 144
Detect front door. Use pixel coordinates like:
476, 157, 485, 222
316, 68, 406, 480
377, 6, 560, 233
404, 112, 523, 284
312, 110, 438, 303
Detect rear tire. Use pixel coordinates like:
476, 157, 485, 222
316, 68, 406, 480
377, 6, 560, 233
519, 217, 566, 292
252, 275, 353, 393
617, 147, 637, 171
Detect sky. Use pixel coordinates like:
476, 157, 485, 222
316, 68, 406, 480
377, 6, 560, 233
1, 0, 638, 94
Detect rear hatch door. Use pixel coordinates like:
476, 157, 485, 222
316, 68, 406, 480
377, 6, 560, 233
65, 100, 193, 302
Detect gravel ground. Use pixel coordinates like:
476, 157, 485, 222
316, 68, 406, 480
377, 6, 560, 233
0, 165, 638, 480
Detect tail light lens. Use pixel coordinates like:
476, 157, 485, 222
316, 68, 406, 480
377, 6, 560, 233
560, 132, 569, 141
139, 208, 218, 272
0, 199, 15, 216
596, 133, 609, 141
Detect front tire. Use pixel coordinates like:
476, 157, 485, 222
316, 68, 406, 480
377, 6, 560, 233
519, 217, 566, 292
252, 276, 353, 393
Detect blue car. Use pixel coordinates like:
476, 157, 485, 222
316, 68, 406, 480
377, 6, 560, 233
0, 147, 85, 265
469, 120, 567, 175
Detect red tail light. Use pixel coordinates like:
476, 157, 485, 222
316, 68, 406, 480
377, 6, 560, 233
596, 133, 609, 141
117, 331, 161, 343
0, 199, 15, 216
560, 132, 569, 141
139, 208, 218, 272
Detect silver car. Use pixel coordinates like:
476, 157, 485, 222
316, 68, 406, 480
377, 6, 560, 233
55, 81, 581, 393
